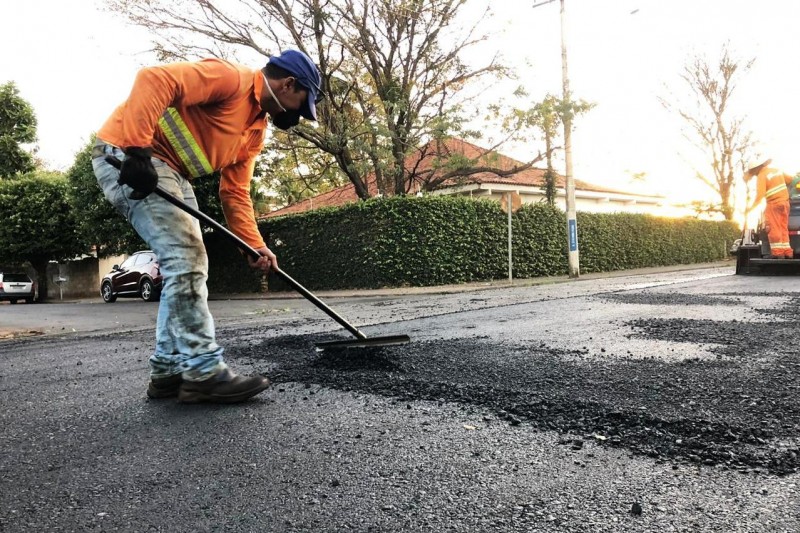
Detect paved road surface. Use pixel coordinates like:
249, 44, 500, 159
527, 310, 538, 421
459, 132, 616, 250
2, 265, 799, 532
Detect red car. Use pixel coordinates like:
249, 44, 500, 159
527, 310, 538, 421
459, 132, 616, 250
100, 251, 162, 302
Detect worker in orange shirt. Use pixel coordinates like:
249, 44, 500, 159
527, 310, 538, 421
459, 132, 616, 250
92, 50, 322, 403
744, 156, 794, 258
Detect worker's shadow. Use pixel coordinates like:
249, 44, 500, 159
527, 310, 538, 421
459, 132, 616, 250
143, 395, 272, 415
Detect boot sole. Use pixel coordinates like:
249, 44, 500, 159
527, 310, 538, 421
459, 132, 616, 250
177, 379, 270, 404
146, 386, 180, 399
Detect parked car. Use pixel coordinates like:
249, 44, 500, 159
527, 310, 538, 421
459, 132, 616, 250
100, 251, 162, 302
0, 272, 36, 304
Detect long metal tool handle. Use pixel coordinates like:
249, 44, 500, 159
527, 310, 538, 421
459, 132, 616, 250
154, 186, 368, 340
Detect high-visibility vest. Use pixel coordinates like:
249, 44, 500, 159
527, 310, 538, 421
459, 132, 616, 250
158, 107, 215, 178
96, 59, 269, 249
763, 169, 789, 202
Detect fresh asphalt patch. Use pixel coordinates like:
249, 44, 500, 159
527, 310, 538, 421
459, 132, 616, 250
226, 290, 800, 476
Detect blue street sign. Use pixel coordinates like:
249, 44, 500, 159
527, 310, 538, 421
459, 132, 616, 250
568, 218, 578, 251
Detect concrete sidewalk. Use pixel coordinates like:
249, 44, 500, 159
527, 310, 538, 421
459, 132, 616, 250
209, 260, 735, 301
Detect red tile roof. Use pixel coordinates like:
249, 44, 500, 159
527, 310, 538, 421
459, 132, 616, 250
262, 137, 659, 218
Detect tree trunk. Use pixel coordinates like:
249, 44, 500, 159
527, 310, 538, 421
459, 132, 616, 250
334, 151, 370, 200
719, 181, 734, 221
390, 118, 409, 196
544, 134, 555, 205
31, 258, 49, 301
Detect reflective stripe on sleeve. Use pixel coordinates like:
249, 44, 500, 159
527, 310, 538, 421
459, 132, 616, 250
158, 107, 214, 178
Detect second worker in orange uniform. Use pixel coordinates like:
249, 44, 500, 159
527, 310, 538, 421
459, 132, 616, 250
744, 156, 794, 259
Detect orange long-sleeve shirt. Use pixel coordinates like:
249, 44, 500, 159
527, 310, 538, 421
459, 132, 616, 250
97, 59, 269, 249
751, 166, 792, 208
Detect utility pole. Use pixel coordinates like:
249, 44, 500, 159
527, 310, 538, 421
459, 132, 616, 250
507, 192, 513, 283
560, 0, 579, 278
533, 0, 580, 277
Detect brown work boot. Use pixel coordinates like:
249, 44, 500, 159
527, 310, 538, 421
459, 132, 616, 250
178, 369, 270, 404
147, 373, 183, 399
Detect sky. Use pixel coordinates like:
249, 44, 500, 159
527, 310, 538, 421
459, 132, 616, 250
1, 0, 155, 169
3, 0, 800, 215
481, 0, 800, 210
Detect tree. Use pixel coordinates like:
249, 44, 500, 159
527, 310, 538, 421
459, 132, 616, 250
510, 93, 593, 206
532, 95, 561, 206
661, 45, 755, 221
0, 82, 38, 178
67, 138, 262, 251
0, 172, 88, 300
105, 0, 540, 200
256, 134, 346, 209
191, 171, 226, 221
66, 140, 147, 257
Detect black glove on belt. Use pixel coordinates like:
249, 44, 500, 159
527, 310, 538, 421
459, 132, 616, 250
105, 147, 159, 200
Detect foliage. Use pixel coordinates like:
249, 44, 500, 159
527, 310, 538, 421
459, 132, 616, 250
257, 135, 346, 209
66, 139, 146, 257
204, 230, 263, 294
0, 136, 289, 298
0, 172, 88, 299
578, 212, 737, 272
0, 82, 37, 178
66, 138, 237, 257
191, 171, 225, 221
510, 93, 594, 205
104, 0, 541, 199
660, 44, 755, 221
248, 196, 739, 291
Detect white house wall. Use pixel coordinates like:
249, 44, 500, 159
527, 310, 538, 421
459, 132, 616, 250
432, 186, 693, 218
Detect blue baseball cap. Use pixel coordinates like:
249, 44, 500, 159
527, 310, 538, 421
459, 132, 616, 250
267, 49, 322, 121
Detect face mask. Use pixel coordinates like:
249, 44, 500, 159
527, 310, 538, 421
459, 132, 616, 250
263, 72, 301, 130
272, 110, 301, 130
263, 72, 287, 113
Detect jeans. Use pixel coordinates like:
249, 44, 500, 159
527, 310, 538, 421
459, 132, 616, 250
92, 142, 225, 381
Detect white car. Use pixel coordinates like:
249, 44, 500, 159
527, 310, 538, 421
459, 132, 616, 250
0, 272, 36, 304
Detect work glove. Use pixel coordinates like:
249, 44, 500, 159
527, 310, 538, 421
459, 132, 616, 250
104, 147, 159, 200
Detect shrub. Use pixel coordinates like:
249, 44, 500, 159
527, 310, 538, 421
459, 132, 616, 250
217, 196, 740, 292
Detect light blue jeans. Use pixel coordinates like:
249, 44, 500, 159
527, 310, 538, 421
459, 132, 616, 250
92, 141, 225, 381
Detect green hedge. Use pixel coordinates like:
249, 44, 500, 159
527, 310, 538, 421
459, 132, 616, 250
209, 196, 737, 292
204, 230, 263, 294
577, 212, 737, 272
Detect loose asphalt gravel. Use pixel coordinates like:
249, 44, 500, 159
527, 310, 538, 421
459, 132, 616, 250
1, 265, 800, 532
